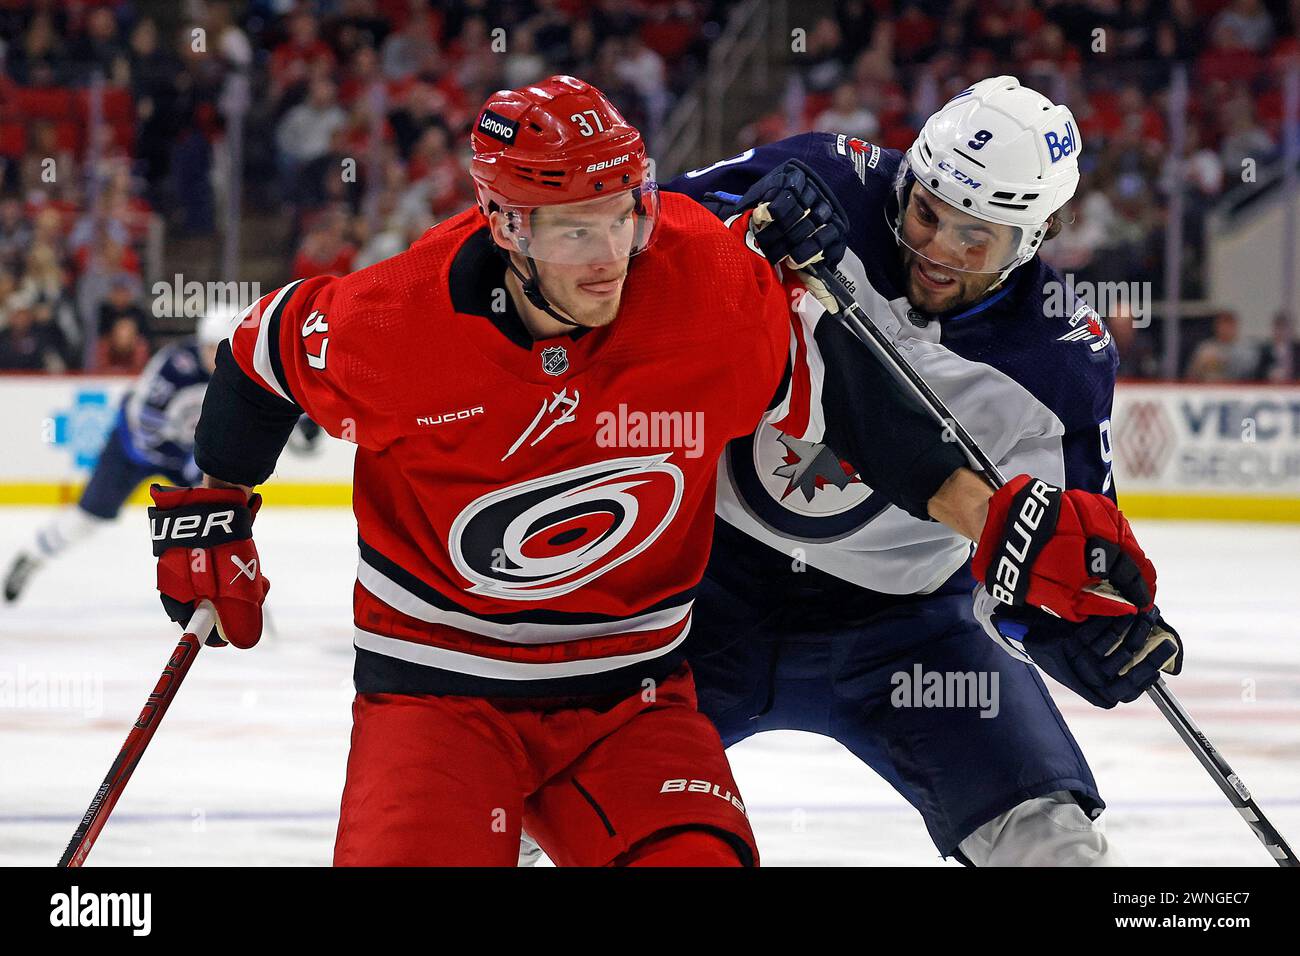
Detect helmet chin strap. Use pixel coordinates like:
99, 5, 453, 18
496, 244, 584, 329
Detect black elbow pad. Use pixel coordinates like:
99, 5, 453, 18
194, 341, 304, 487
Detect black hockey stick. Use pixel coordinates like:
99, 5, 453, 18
809, 261, 1298, 867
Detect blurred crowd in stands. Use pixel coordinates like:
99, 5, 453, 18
0, 0, 717, 371
0, 0, 1296, 382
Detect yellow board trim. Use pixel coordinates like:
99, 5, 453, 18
0, 482, 354, 507
1, 483, 1298, 521
1116, 493, 1300, 522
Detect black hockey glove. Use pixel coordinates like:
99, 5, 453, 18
703, 159, 849, 313
976, 588, 1183, 709
739, 158, 849, 271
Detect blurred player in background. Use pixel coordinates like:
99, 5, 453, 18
665, 76, 1182, 866
3, 307, 240, 603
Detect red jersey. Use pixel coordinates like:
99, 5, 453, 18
223, 193, 793, 696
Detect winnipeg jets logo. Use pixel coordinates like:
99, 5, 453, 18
540, 346, 569, 376
1057, 305, 1111, 353
725, 422, 887, 541
449, 455, 684, 600
773, 434, 860, 502
503, 388, 579, 461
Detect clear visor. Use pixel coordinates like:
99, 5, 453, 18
499, 183, 659, 265
891, 165, 1026, 275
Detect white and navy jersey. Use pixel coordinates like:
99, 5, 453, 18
666, 133, 1119, 596
114, 339, 210, 475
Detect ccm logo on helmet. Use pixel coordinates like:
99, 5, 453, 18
478, 109, 519, 143
937, 159, 982, 190
586, 154, 630, 173
991, 478, 1055, 605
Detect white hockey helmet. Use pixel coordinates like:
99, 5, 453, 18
196, 303, 244, 347
895, 76, 1081, 281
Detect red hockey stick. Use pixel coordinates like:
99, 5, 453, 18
57, 602, 216, 867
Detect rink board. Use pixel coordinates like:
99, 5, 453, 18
1, 376, 1298, 520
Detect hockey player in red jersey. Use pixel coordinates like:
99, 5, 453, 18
151, 76, 797, 867
146, 76, 1159, 867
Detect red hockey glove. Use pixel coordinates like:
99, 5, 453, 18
149, 485, 269, 648
971, 474, 1156, 623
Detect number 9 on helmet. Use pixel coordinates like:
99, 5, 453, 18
894, 75, 1081, 283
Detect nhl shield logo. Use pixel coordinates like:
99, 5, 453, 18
540, 346, 569, 376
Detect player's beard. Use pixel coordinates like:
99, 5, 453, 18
901, 247, 1001, 315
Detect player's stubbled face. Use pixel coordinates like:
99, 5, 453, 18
898, 189, 1016, 314
529, 193, 637, 327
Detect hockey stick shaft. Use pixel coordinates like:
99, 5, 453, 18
57, 602, 215, 868
809, 263, 1298, 867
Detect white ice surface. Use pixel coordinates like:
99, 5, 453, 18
1, 507, 1297, 866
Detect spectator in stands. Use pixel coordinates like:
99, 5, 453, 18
69, 5, 129, 85
592, 0, 643, 41
1213, 0, 1276, 53
0, 196, 31, 272
557, 16, 599, 78
503, 24, 548, 90
293, 206, 357, 279
290, 125, 360, 218
0, 266, 17, 324
209, 1, 254, 75
7, 13, 67, 86
129, 18, 184, 200
1198, 18, 1267, 86
276, 77, 347, 187
270, 10, 336, 105
1187, 311, 1259, 382
798, 17, 848, 96
1217, 92, 1276, 177
813, 82, 880, 139
1108, 302, 1160, 380
0, 301, 67, 372
15, 243, 79, 364
95, 313, 150, 375
402, 121, 466, 218
98, 274, 149, 344
380, 4, 440, 81
1039, 194, 1107, 275
1171, 122, 1226, 198
615, 35, 669, 134
1254, 312, 1299, 383
363, 209, 433, 270
530, 0, 577, 61
835, 0, 879, 56
19, 121, 76, 199
447, 16, 504, 95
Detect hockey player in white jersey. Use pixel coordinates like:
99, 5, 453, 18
3, 309, 237, 602
663, 76, 1184, 866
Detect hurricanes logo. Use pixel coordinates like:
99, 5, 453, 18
449, 455, 684, 600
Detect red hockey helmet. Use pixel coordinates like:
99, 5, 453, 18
470, 75, 659, 264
